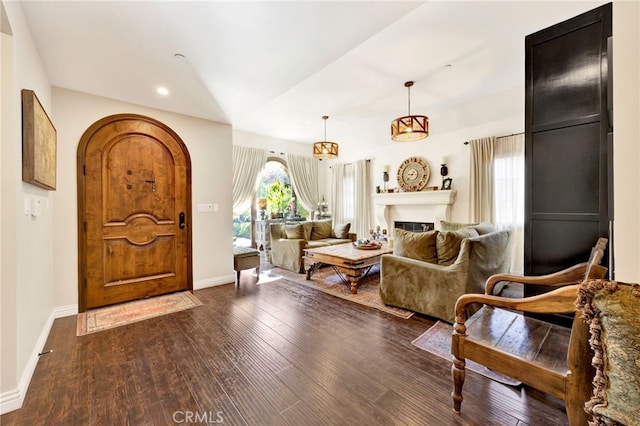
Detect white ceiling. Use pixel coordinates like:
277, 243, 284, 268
21, 0, 605, 147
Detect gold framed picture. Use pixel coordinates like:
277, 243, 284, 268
22, 89, 57, 190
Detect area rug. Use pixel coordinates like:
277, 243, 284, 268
412, 321, 521, 386
76, 291, 202, 336
265, 265, 414, 319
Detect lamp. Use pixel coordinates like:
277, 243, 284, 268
391, 81, 429, 142
313, 115, 339, 159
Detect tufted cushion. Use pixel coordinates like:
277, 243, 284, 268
310, 220, 333, 240
577, 279, 640, 426
284, 224, 306, 240
392, 229, 438, 264
436, 228, 479, 265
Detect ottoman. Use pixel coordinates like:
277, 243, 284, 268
233, 246, 260, 282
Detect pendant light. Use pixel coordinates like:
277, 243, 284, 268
391, 81, 429, 142
312, 115, 339, 159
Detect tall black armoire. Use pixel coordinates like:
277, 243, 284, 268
524, 3, 613, 312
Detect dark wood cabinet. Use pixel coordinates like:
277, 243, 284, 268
524, 3, 612, 310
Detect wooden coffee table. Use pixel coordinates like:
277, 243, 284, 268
304, 242, 393, 294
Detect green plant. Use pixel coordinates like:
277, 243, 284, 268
266, 181, 291, 215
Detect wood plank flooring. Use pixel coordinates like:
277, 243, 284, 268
2, 271, 568, 425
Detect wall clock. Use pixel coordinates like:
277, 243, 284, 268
397, 156, 430, 192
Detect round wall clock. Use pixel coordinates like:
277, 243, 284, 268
397, 156, 430, 192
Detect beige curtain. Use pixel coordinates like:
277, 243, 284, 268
468, 137, 496, 223
232, 145, 268, 215
330, 163, 348, 224
285, 153, 319, 213
353, 159, 372, 240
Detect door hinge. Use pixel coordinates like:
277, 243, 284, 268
84, 278, 87, 289
84, 221, 87, 232
83, 164, 86, 175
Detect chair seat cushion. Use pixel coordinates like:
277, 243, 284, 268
233, 246, 260, 258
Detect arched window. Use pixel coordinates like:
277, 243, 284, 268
232, 158, 308, 247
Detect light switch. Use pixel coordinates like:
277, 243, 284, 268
31, 198, 42, 216
197, 203, 214, 213
24, 198, 32, 216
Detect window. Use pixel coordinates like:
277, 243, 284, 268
232, 159, 308, 247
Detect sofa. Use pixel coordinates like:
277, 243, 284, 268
269, 219, 356, 273
379, 222, 511, 323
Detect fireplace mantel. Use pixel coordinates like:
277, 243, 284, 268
372, 190, 456, 231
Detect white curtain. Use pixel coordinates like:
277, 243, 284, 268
353, 159, 372, 240
330, 163, 348, 225
494, 134, 525, 274
285, 153, 319, 213
232, 145, 268, 215
468, 137, 496, 223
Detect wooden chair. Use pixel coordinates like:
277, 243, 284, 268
451, 238, 608, 425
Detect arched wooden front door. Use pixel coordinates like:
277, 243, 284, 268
77, 114, 192, 312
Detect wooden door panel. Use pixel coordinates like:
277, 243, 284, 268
78, 114, 192, 311
531, 123, 600, 214
104, 136, 175, 222
531, 21, 602, 127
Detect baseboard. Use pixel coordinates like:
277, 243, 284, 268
194, 273, 235, 290
0, 304, 78, 415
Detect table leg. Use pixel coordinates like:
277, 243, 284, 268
306, 262, 322, 280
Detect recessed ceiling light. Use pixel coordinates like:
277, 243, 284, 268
157, 87, 169, 96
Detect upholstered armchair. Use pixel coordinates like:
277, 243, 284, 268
380, 224, 511, 323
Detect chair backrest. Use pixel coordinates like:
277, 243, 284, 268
583, 237, 608, 280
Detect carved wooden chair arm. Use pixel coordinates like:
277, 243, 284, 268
453, 284, 585, 336
485, 263, 607, 295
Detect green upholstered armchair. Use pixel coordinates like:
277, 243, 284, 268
379, 226, 511, 323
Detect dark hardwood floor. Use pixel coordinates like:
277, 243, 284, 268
2, 266, 566, 425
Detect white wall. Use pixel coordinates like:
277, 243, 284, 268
612, 0, 640, 281
1, 0, 55, 412
52, 88, 235, 307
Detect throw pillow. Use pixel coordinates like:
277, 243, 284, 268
436, 228, 479, 266
310, 220, 333, 240
471, 222, 496, 235
284, 224, 306, 240
393, 228, 438, 264
440, 220, 479, 232
331, 223, 351, 239
301, 221, 314, 241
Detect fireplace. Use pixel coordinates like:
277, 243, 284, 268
372, 190, 456, 231
395, 221, 435, 232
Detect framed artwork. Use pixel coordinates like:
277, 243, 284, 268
442, 178, 452, 190
22, 89, 57, 190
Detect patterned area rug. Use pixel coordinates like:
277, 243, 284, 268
264, 264, 414, 319
412, 321, 521, 386
76, 291, 202, 336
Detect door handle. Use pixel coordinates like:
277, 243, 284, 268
179, 212, 186, 229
